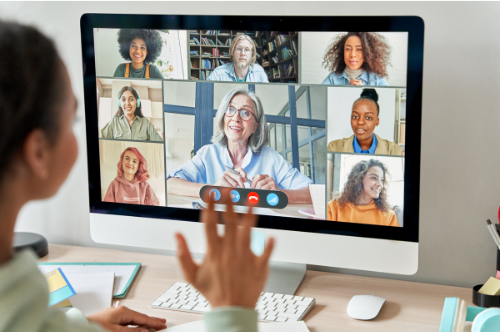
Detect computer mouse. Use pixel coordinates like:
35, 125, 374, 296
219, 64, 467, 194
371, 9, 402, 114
347, 295, 386, 320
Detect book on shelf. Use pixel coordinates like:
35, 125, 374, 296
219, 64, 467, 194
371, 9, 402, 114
256, 52, 260, 58
191, 76, 199, 80
218, 32, 230, 35
189, 30, 198, 34
284, 64, 294, 77
262, 61, 269, 67
201, 52, 211, 57
212, 48, 219, 57
225, 39, 231, 46
192, 37, 200, 45
271, 56, 278, 64
272, 68, 280, 79
221, 52, 230, 57
281, 47, 293, 60
217, 39, 224, 46
255, 31, 260, 37
268, 41, 276, 52
190, 50, 199, 55
275, 34, 289, 46
291, 40, 298, 54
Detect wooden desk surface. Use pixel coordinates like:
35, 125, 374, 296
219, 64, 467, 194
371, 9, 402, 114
41, 244, 471, 331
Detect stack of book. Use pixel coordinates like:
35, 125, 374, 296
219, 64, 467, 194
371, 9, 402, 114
190, 50, 199, 56
283, 64, 295, 77
212, 49, 219, 57
221, 52, 230, 58
268, 41, 276, 52
201, 51, 211, 57
201, 37, 216, 45
191, 37, 200, 45
275, 34, 289, 46
201, 59, 216, 69
281, 47, 293, 60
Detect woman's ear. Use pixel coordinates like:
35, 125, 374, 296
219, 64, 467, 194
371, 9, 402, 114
22, 129, 51, 180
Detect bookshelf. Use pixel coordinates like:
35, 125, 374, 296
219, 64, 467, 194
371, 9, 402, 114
188, 30, 299, 83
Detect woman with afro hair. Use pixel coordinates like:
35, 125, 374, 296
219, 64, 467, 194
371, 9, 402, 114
322, 32, 390, 86
327, 159, 399, 227
113, 29, 164, 79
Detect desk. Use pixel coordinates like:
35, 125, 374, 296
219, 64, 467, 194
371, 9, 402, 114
167, 193, 315, 219
41, 244, 471, 331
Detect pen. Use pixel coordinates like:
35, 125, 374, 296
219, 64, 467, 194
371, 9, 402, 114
486, 219, 500, 250
224, 165, 252, 185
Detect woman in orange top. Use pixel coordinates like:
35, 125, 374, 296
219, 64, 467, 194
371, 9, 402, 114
327, 159, 399, 227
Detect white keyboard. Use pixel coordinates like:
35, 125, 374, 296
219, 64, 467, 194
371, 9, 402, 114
151, 282, 316, 322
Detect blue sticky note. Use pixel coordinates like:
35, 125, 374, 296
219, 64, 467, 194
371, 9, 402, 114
251, 230, 265, 256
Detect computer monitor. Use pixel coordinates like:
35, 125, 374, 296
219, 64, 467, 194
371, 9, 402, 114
81, 14, 423, 292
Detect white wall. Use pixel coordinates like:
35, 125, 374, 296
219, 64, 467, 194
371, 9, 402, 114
327, 87, 397, 143
301, 32, 408, 86
3, 1, 500, 288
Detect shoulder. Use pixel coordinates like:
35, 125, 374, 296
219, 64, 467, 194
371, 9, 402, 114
113, 63, 127, 77
327, 199, 341, 210
327, 136, 352, 152
322, 72, 337, 84
214, 63, 231, 72
257, 146, 283, 160
367, 72, 388, 86
196, 144, 221, 158
375, 135, 403, 155
149, 64, 163, 77
252, 63, 265, 72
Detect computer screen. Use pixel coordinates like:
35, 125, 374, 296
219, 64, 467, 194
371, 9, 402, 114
82, 15, 423, 274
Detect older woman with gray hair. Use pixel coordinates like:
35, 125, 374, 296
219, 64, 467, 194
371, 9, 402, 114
167, 88, 312, 204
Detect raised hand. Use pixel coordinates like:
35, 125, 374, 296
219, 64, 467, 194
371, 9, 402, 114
176, 189, 275, 308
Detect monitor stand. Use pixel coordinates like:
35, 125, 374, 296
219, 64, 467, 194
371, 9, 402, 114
264, 261, 307, 295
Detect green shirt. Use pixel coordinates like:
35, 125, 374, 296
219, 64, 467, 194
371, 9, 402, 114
113, 63, 164, 79
0, 250, 105, 332
0, 250, 257, 332
101, 115, 162, 141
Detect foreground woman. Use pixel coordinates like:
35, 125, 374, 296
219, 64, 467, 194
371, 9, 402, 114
0, 21, 270, 332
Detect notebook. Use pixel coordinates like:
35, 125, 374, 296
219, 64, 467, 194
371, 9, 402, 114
38, 262, 140, 298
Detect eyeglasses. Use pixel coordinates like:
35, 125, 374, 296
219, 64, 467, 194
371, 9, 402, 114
225, 106, 258, 121
234, 47, 252, 54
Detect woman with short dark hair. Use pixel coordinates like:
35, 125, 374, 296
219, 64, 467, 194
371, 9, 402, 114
322, 32, 391, 86
113, 29, 164, 79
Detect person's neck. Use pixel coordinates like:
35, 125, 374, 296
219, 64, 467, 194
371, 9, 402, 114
125, 114, 136, 126
356, 195, 373, 206
124, 173, 135, 182
227, 141, 248, 168
358, 134, 374, 151
0, 177, 30, 266
131, 62, 144, 70
233, 63, 249, 80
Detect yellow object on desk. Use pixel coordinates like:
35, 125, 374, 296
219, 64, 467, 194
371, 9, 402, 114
478, 277, 500, 295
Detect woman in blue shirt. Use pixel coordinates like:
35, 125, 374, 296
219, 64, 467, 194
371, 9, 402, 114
167, 88, 313, 204
322, 32, 390, 86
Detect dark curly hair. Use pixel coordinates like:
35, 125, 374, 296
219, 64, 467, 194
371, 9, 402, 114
354, 88, 380, 116
115, 86, 144, 117
322, 32, 391, 78
337, 159, 390, 212
117, 29, 163, 64
0, 21, 65, 182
